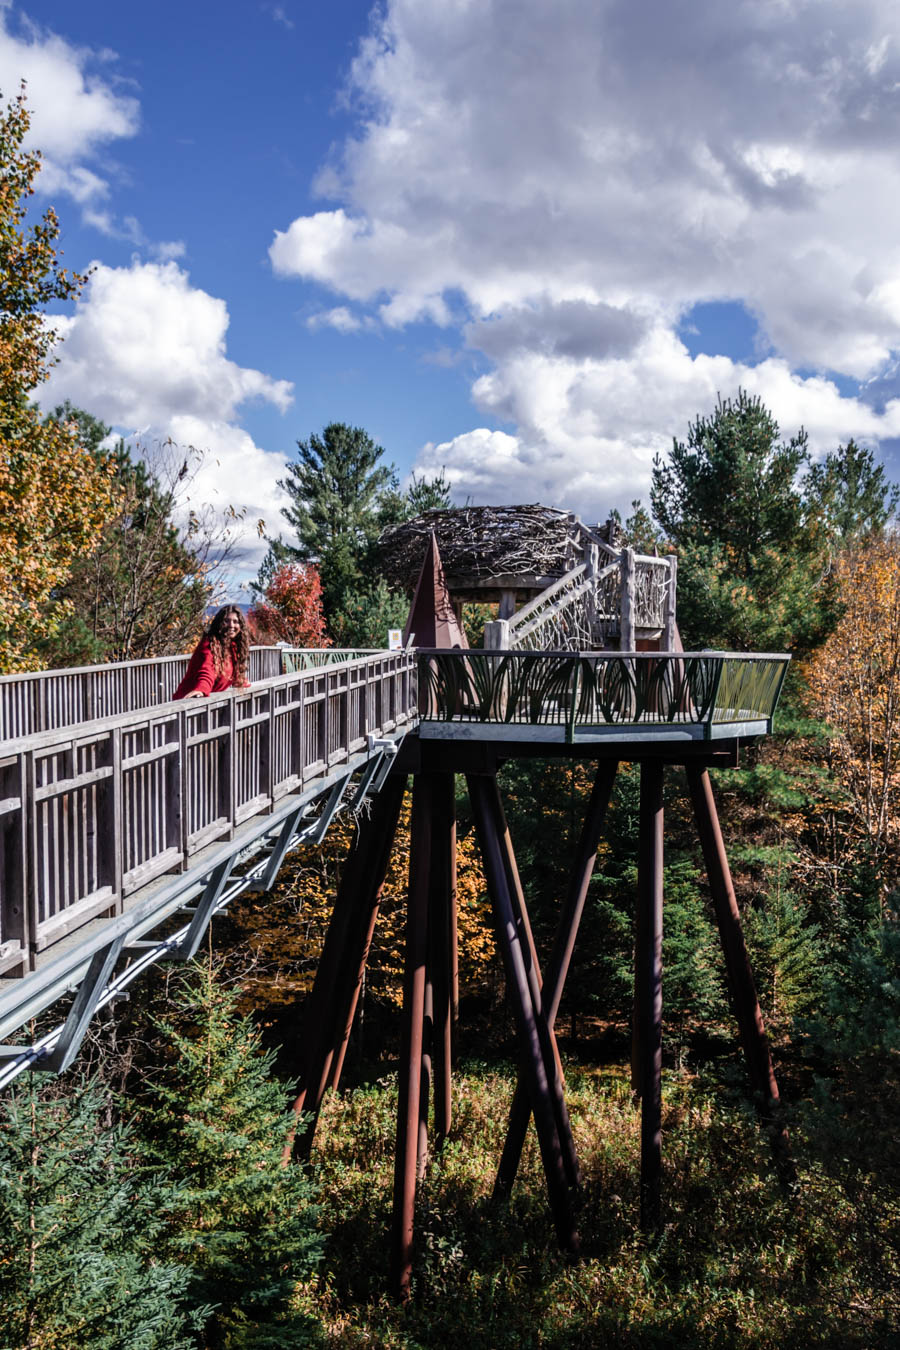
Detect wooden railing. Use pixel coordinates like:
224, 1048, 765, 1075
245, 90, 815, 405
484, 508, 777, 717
0, 652, 417, 973
0, 647, 281, 741
418, 650, 789, 738
0, 647, 384, 741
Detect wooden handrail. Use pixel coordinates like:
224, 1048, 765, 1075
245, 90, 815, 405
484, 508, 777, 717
0, 647, 372, 741
0, 652, 418, 973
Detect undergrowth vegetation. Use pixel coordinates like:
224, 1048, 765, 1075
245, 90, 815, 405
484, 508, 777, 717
291, 1060, 898, 1349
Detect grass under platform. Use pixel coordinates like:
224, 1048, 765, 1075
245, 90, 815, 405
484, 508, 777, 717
294, 1062, 899, 1350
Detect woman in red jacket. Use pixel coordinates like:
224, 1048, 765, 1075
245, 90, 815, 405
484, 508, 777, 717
174, 606, 251, 699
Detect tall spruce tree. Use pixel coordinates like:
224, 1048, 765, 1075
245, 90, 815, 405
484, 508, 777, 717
132, 966, 323, 1349
0, 1079, 198, 1349
277, 424, 453, 641
278, 422, 396, 619
651, 390, 837, 653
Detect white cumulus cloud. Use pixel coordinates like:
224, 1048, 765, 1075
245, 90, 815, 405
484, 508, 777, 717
0, 9, 139, 213
270, 0, 900, 514
41, 260, 294, 579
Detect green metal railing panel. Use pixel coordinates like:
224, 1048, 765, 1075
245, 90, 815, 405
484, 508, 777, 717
279, 648, 377, 673
418, 651, 790, 737
711, 656, 789, 725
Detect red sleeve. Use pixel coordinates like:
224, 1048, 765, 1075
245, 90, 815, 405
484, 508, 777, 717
174, 639, 217, 698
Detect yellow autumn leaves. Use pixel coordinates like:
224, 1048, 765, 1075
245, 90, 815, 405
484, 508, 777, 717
0, 91, 116, 671
806, 534, 900, 896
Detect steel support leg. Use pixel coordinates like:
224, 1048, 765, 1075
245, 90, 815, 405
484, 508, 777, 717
488, 776, 581, 1193
495, 761, 619, 1197
391, 773, 432, 1300
418, 946, 433, 1180
430, 772, 455, 1147
686, 765, 790, 1159
288, 772, 406, 1160
324, 772, 408, 1096
635, 760, 664, 1231
467, 773, 580, 1256
44, 935, 126, 1073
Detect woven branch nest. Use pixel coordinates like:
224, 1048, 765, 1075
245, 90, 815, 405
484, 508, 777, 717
377, 504, 614, 595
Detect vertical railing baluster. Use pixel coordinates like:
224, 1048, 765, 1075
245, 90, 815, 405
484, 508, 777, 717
99, 728, 123, 915
227, 698, 236, 836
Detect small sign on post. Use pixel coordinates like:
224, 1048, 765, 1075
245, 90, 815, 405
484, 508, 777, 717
388, 629, 403, 651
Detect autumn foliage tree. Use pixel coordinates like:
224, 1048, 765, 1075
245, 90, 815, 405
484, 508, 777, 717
39, 429, 221, 666
806, 533, 900, 900
0, 90, 115, 671
248, 561, 330, 648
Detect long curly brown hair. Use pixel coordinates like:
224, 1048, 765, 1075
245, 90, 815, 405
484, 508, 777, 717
206, 605, 250, 685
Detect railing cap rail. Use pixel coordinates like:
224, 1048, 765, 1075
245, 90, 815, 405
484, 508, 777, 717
416, 648, 791, 661
0, 649, 417, 754
0, 644, 287, 684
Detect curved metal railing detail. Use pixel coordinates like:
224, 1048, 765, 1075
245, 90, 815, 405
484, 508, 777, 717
418, 650, 790, 738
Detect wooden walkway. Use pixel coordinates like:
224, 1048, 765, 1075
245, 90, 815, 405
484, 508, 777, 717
0, 648, 416, 1082
0, 643, 788, 1088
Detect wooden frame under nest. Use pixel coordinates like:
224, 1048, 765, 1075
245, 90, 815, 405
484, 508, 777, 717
377, 504, 617, 601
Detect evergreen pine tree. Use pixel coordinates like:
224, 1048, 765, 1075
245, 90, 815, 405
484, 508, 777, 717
278, 423, 395, 619
651, 390, 838, 653
0, 1078, 198, 1349
132, 966, 323, 1349
804, 438, 899, 554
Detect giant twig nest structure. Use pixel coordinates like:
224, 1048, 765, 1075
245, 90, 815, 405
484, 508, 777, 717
378, 504, 615, 601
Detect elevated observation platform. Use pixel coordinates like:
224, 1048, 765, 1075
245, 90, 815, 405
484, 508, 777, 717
0, 641, 788, 1086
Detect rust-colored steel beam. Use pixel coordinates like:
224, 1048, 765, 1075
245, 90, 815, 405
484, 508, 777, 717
429, 772, 456, 1147
418, 945, 434, 1180
287, 771, 407, 1160
391, 774, 433, 1301
488, 781, 581, 1192
686, 765, 790, 1159
321, 773, 408, 1098
467, 773, 580, 1255
488, 776, 581, 1192
635, 760, 664, 1231
495, 761, 619, 1198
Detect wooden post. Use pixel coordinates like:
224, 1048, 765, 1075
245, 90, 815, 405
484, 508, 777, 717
620, 547, 636, 652
391, 773, 432, 1301
498, 590, 518, 620
664, 556, 678, 651
484, 619, 510, 650
635, 760, 664, 1231
467, 773, 580, 1256
104, 728, 123, 915
495, 761, 619, 1197
686, 765, 789, 1159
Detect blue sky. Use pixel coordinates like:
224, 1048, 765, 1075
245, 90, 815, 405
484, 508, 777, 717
8, 1, 900, 590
